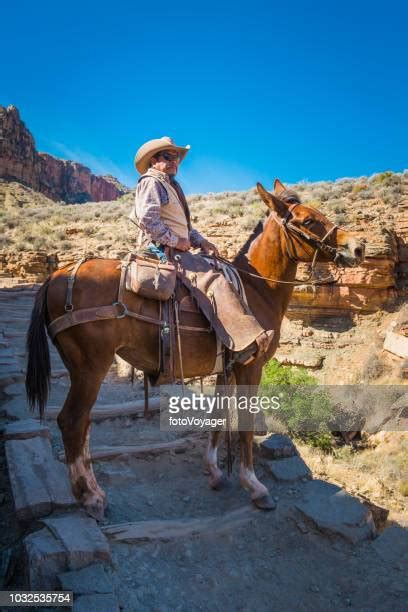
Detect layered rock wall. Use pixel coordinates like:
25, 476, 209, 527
0, 105, 127, 203
0, 251, 58, 282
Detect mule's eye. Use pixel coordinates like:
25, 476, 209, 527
304, 219, 314, 228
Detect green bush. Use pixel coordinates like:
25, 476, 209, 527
371, 171, 394, 184
352, 183, 368, 195
260, 359, 333, 451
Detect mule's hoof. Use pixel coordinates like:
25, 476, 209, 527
252, 494, 276, 511
210, 474, 231, 491
84, 499, 106, 521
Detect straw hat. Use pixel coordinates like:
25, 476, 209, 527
134, 136, 190, 174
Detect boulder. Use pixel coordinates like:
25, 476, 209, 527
383, 331, 408, 359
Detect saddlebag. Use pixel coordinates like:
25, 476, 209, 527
125, 256, 176, 301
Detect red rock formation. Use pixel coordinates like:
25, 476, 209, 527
0, 105, 128, 203
0, 105, 41, 190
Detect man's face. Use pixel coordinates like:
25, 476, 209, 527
150, 149, 180, 176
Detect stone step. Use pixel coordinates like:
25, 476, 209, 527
0, 418, 50, 441
3, 329, 26, 338
294, 479, 376, 544
0, 293, 37, 301
258, 434, 298, 459
102, 506, 254, 543
5, 436, 78, 522
57, 563, 114, 596
0, 372, 25, 389
72, 593, 119, 611
58, 436, 194, 462
0, 317, 30, 325
46, 397, 160, 421
265, 456, 312, 482
24, 512, 111, 590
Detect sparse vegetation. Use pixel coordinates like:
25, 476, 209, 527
0, 170, 403, 259
261, 359, 334, 451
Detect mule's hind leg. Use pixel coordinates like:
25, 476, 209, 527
57, 363, 112, 520
204, 372, 234, 490
205, 430, 229, 489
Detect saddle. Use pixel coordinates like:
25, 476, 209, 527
121, 250, 272, 385
118, 251, 237, 385
47, 251, 273, 391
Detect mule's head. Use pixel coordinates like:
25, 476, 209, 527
256, 180, 365, 268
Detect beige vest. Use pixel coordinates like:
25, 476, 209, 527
134, 168, 189, 242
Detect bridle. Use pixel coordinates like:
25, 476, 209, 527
278, 198, 341, 270
220, 191, 343, 286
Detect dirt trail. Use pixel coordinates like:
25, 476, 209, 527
0, 285, 407, 611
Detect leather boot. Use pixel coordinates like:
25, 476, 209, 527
233, 330, 274, 365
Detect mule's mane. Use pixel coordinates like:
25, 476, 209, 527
234, 218, 266, 259
234, 188, 302, 260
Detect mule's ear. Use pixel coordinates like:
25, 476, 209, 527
274, 178, 286, 195
257, 182, 287, 216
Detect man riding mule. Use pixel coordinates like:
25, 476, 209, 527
26, 172, 365, 520
130, 136, 274, 368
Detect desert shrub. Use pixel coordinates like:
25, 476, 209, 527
371, 171, 394, 185
5, 218, 18, 229
352, 184, 368, 196
335, 213, 347, 225
260, 359, 333, 450
375, 185, 400, 206
304, 199, 321, 209
0, 235, 12, 248
360, 354, 384, 381
55, 229, 67, 241
327, 199, 347, 214
399, 481, 408, 496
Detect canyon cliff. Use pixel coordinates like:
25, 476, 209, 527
0, 105, 128, 203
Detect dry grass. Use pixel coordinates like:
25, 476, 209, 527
297, 432, 408, 527
0, 170, 403, 256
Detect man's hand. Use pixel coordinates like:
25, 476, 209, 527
200, 239, 219, 257
176, 237, 191, 251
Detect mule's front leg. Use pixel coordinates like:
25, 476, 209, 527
204, 373, 234, 490
234, 364, 276, 510
239, 430, 276, 510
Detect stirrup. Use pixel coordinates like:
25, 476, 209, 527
232, 342, 257, 365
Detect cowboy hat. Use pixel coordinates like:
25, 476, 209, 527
134, 136, 190, 174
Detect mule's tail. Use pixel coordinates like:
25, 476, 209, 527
25, 277, 51, 421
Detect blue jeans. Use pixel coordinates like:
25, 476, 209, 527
146, 243, 168, 263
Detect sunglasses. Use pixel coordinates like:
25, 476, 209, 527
157, 150, 180, 162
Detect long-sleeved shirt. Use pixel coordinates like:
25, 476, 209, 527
133, 175, 205, 248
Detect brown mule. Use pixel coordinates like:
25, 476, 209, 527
26, 180, 365, 519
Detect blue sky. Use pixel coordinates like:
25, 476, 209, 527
1, 0, 407, 193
